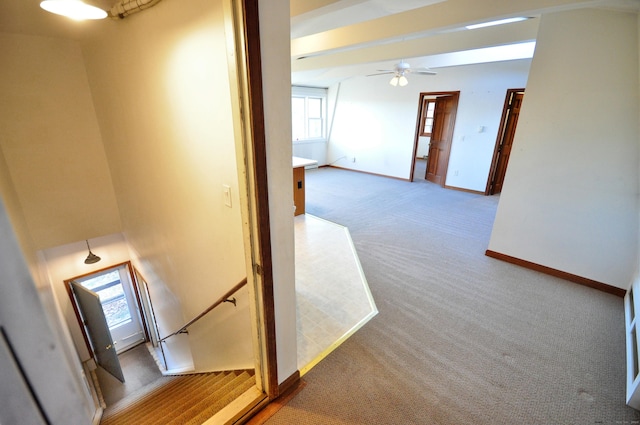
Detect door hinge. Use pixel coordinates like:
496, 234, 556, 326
254, 263, 263, 276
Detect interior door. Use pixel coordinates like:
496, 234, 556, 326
490, 91, 524, 194
426, 95, 458, 185
70, 281, 125, 382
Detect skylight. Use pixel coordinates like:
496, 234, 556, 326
465, 17, 529, 30
422, 41, 536, 69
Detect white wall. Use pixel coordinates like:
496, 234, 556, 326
416, 136, 430, 158
0, 33, 122, 250
327, 59, 530, 189
41, 234, 132, 361
80, 0, 253, 372
488, 8, 639, 289
260, 0, 299, 385
0, 148, 92, 424
292, 140, 327, 165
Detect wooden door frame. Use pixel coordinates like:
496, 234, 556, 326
64, 261, 149, 359
410, 91, 460, 184
231, 0, 278, 400
485, 88, 525, 195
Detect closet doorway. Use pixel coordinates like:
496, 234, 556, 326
487, 88, 525, 195
411, 91, 460, 185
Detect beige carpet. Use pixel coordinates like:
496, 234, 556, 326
263, 166, 640, 424
101, 370, 254, 425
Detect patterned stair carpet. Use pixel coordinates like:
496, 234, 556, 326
101, 370, 255, 425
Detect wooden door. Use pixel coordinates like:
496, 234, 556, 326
426, 95, 457, 185
490, 91, 524, 194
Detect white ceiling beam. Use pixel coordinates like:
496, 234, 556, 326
290, 0, 344, 17
291, 17, 539, 71
291, 0, 604, 58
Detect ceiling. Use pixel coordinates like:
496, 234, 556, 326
1, 0, 638, 87
290, 0, 640, 87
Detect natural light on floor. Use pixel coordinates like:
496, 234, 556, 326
294, 214, 378, 375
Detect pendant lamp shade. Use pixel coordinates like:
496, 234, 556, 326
40, 0, 108, 20
84, 240, 101, 264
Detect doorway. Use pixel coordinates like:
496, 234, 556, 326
74, 264, 146, 354
66, 262, 149, 383
411, 91, 460, 185
487, 88, 525, 195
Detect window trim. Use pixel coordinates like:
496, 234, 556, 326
292, 86, 327, 142
419, 98, 437, 137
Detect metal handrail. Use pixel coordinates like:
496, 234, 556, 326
159, 277, 247, 343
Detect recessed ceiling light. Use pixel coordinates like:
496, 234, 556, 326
465, 17, 529, 30
40, 0, 108, 20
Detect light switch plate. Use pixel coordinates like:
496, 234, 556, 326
223, 185, 232, 207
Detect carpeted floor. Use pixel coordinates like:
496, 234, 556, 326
263, 165, 640, 425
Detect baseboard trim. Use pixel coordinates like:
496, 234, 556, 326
243, 371, 304, 425
443, 185, 484, 195
327, 165, 409, 181
277, 370, 301, 396
485, 250, 626, 297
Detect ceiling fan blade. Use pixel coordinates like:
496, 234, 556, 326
410, 67, 437, 73
413, 70, 437, 75
367, 71, 395, 77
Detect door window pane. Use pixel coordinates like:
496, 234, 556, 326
80, 270, 132, 329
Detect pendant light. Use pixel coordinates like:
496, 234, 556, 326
40, 0, 108, 20
84, 240, 101, 264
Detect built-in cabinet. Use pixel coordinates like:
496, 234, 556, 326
292, 157, 317, 216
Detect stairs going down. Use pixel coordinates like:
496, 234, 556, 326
100, 369, 255, 425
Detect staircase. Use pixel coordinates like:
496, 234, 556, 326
100, 370, 255, 425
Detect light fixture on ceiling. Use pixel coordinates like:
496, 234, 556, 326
84, 240, 102, 264
465, 17, 528, 30
390, 74, 408, 87
40, 0, 108, 21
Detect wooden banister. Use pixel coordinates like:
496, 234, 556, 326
159, 277, 247, 343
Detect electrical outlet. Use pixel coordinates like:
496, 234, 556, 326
454, 170, 459, 176
223, 185, 232, 207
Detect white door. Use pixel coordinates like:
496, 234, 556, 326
76, 265, 145, 354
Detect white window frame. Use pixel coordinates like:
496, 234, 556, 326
292, 86, 327, 143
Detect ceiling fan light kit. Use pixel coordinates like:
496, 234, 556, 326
390, 75, 408, 86
368, 60, 436, 87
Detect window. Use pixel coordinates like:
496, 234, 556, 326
292, 86, 327, 141
73, 263, 146, 353
419, 99, 437, 137
80, 269, 131, 329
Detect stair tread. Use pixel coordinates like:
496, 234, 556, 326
171, 371, 254, 423
100, 370, 254, 425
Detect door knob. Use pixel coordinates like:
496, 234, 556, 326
105, 344, 113, 350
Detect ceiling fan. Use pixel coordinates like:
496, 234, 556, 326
368, 60, 436, 86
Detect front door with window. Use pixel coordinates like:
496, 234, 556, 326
70, 281, 125, 382
74, 264, 146, 355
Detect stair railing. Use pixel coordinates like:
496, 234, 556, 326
159, 277, 247, 343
